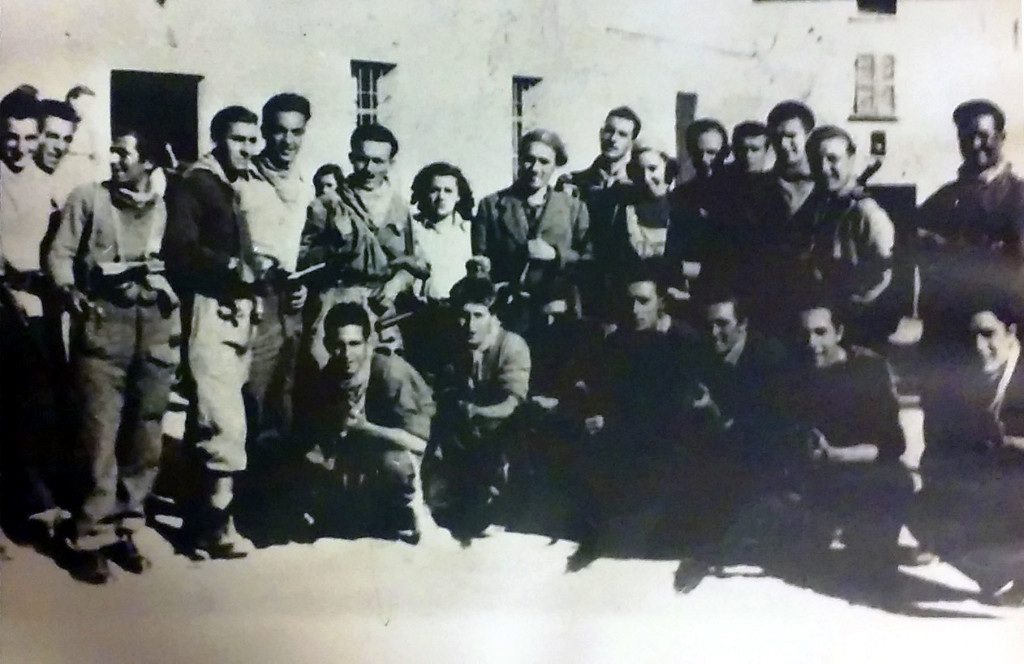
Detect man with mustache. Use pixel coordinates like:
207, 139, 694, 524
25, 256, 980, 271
916, 99, 1024, 350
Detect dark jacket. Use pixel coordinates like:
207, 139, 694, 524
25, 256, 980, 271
778, 346, 905, 464
164, 159, 255, 298
472, 186, 590, 287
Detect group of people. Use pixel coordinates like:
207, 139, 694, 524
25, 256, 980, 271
2, 82, 1023, 608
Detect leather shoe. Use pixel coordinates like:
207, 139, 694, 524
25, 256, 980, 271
673, 557, 708, 594
67, 549, 111, 585
104, 537, 151, 574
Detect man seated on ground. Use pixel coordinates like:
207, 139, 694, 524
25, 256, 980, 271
776, 296, 911, 586
667, 286, 790, 592
304, 302, 436, 544
570, 260, 719, 571
427, 274, 531, 541
521, 277, 602, 513
917, 289, 1024, 607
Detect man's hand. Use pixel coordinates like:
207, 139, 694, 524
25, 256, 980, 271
458, 400, 479, 421
531, 395, 560, 411
584, 414, 605, 436
379, 274, 406, 304
805, 427, 829, 463
63, 287, 99, 319
288, 284, 308, 312
527, 238, 557, 262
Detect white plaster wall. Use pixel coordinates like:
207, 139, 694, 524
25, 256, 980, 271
1, 0, 1021, 202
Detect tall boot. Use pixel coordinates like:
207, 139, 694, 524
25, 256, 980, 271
192, 472, 252, 559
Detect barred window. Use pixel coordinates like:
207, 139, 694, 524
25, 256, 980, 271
351, 60, 396, 127
851, 54, 896, 121
512, 75, 542, 175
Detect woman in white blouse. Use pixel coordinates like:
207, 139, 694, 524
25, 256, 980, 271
410, 161, 475, 300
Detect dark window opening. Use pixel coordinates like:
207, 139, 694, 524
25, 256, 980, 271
110, 70, 202, 167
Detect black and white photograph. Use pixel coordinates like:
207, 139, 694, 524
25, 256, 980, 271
2, 0, 1024, 661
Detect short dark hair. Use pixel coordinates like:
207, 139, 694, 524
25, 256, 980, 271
732, 120, 768, 146
519, 128, 568, 168
962, 282, 1023, 331
0, 89, 39, 124
210, 105, 259, 145
313, 163, 346, 191
37, 99, 79, 124
605, 106, 642, 139
111, 126, 162, 166
767, 100, 816, 134
410, 161, 475, 221
627, 147, 679, 186
623, 258, 671, 297
685, 118, 729, 157
793, 292, 844, 330
806, 125, 856, 163
696, 285, 748, 325
953, 99, 1006, 133
65, 85, 95, 102
450, 275, 497, 309
261, 93, 311, 126
350, 123, 399, 158
322, 301, 372, 342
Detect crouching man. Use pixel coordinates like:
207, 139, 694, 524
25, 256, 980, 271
305, 302, 437, 544
777, 296, 911, 585
47, 127, 179, 583
428, 274, 531, 541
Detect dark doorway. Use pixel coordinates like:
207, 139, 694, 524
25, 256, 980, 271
110, 70, 202, 167
675, 92, 698, 183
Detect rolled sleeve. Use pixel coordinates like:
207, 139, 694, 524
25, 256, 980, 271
497, 332, 531, 402
47, 184, 93, 289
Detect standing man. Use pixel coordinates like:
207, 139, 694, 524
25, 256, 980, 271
474, 128, 590, 331
565, 107, 641, 316
33, 99, 80, 207
916, 99, 1024, 351
742, 101, 819, 331
802, 126, 897, 345
164, 105, 262, 558
0, 89, 68, 544
730, 121, 772, 176
299, 123, 426, 367
667, 118, 731, 282
47, 128, 179, 583
240, 93, 314, 450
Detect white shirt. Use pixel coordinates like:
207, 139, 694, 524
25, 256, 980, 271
414, 213, 473, 299
238, 161, 312, 273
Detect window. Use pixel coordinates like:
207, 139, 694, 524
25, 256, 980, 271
511, 75, 542, 175
851, 54, 896, 121
351, 60, 396, 127
111, 70, 202, 165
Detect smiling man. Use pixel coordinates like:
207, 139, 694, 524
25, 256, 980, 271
801, 125, 897, 345
164, 105, 263, 559
429, 274, 531, 541
239, 93, 315, 458
777, 297, 911, 585
916, 99, 1024, 349
918, 290, 1024, 607
48, 127, 179, 583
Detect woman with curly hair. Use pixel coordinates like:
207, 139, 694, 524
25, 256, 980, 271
410, 161, 475, 300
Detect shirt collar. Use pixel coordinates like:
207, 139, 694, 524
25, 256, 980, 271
959, 159, 1011, 185
722, 331, 748, 366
